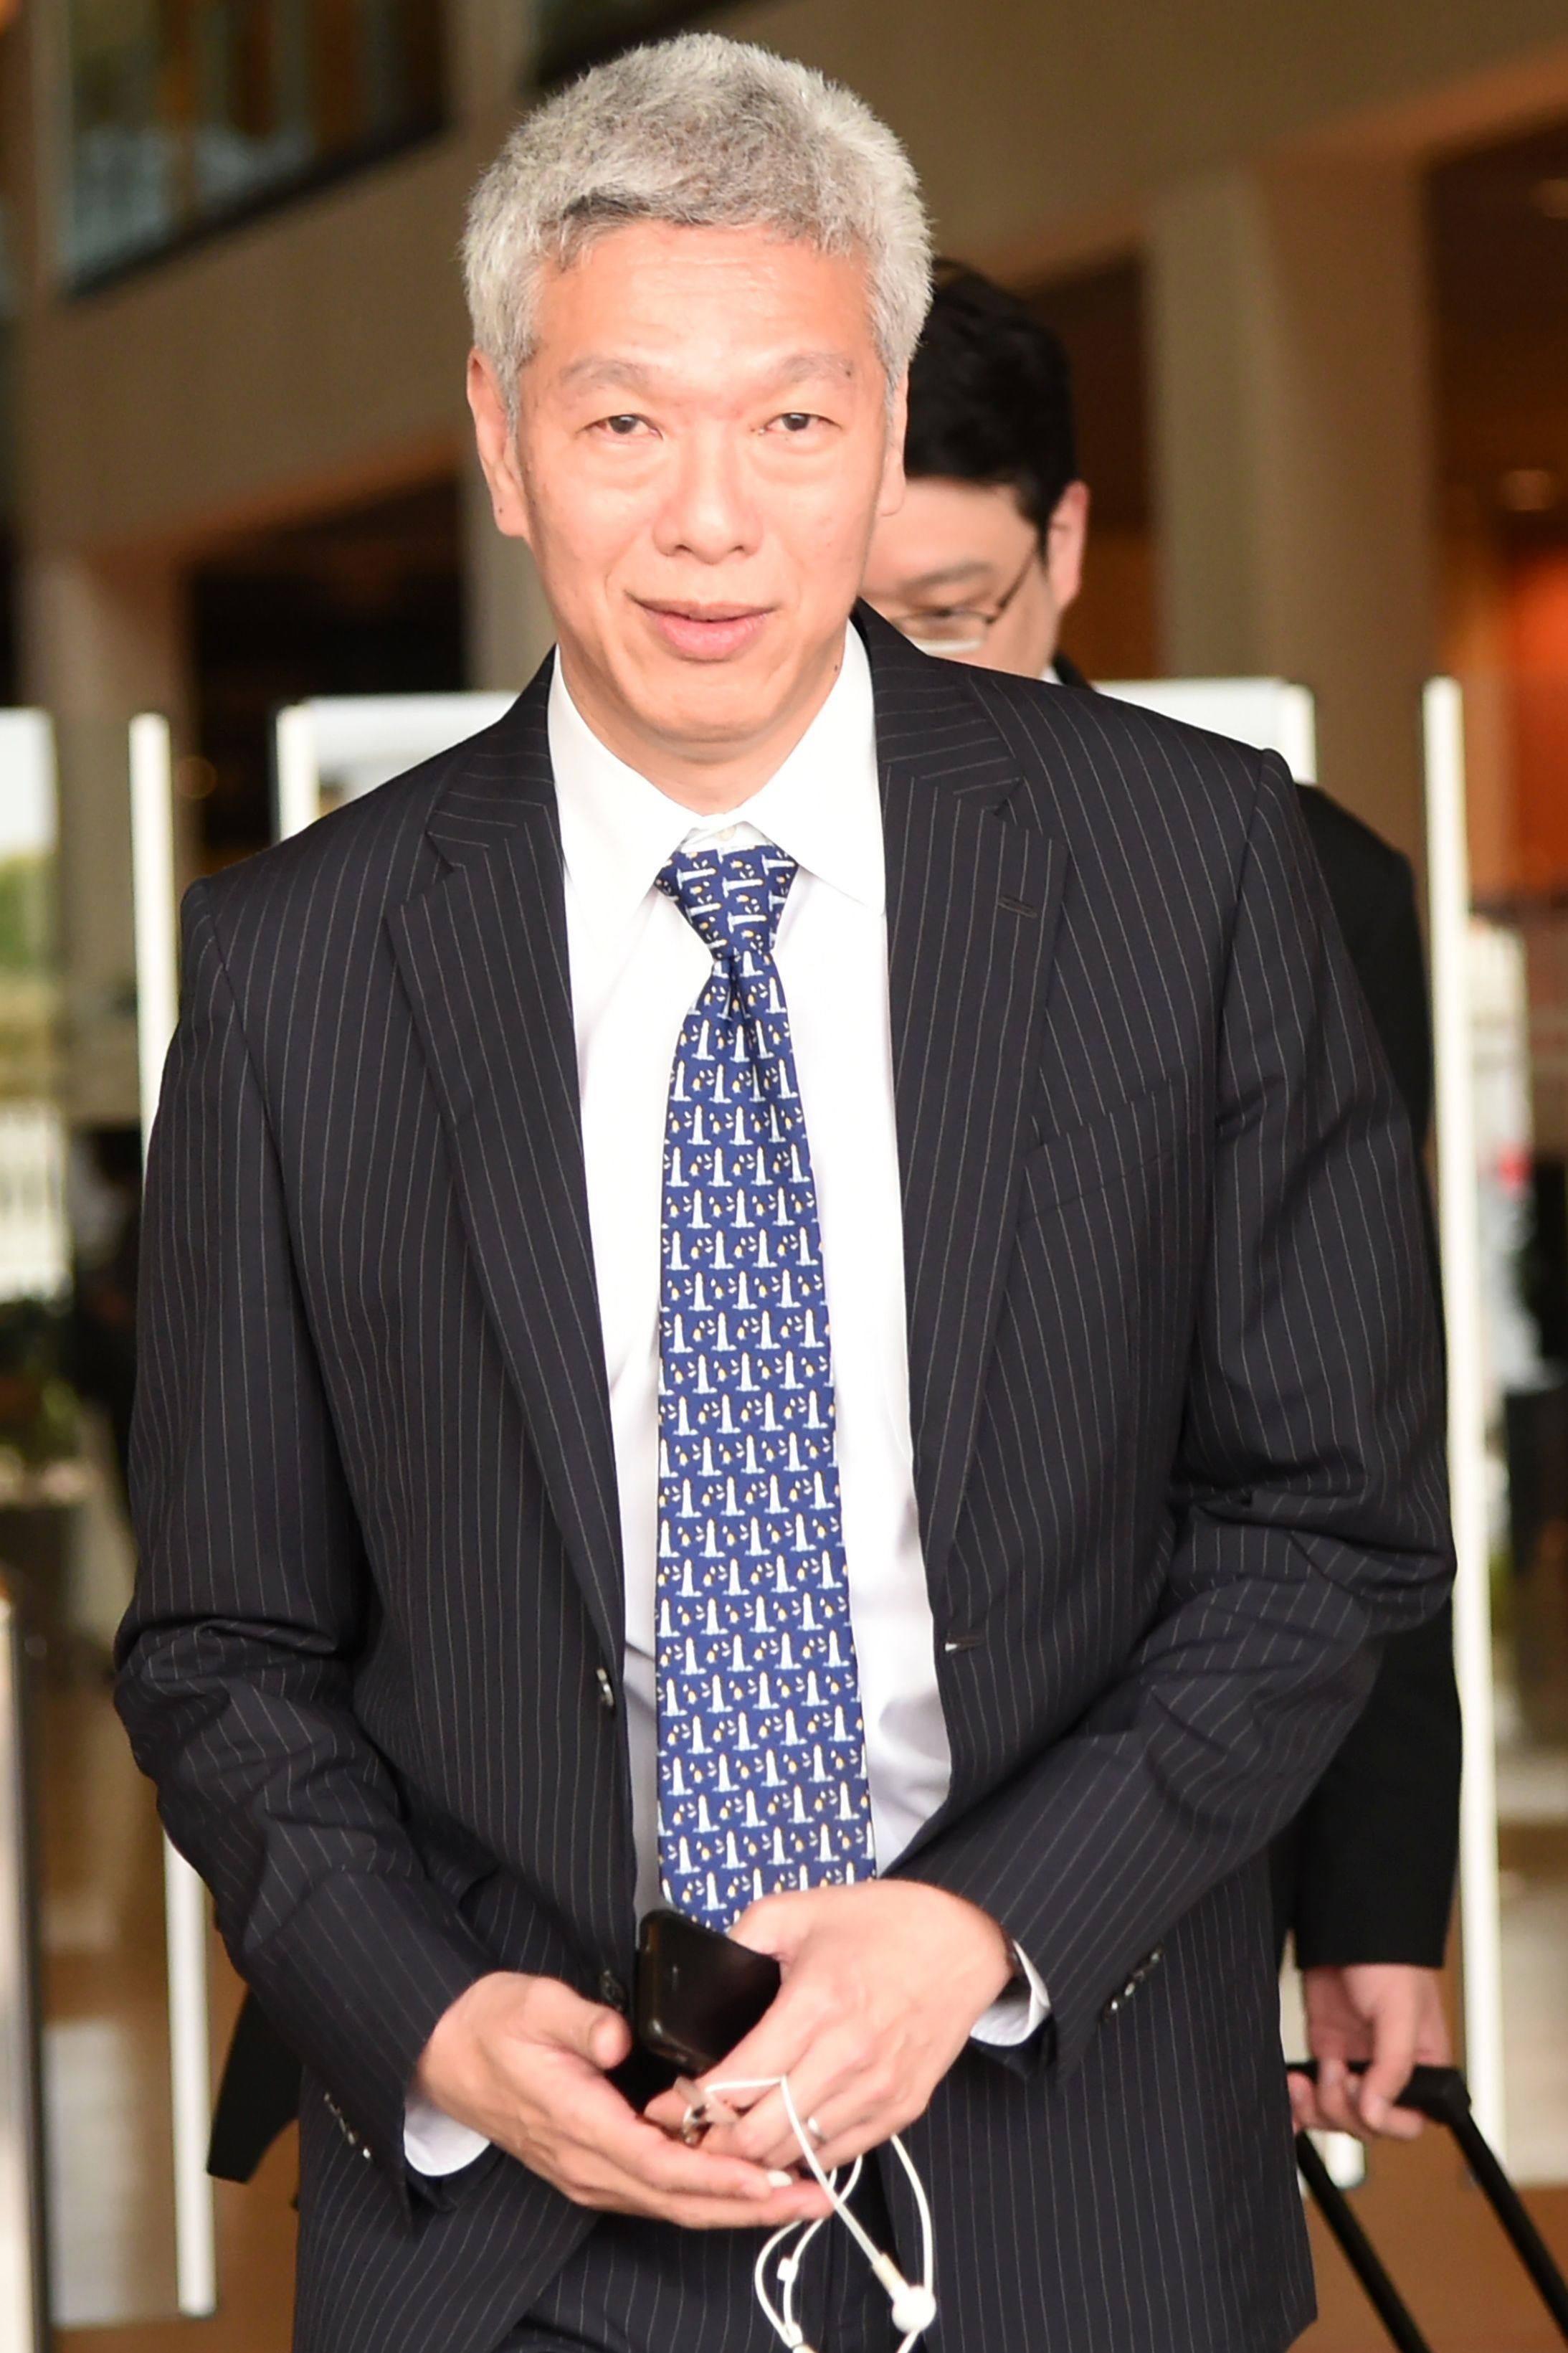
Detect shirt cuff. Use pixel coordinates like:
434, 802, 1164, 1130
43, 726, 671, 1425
969, 1941, 1050, 2048
404, 2094, 491, 2177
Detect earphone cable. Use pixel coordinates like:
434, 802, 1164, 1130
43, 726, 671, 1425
707, 2075, 935, 2352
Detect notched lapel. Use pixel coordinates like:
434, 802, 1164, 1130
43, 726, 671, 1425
873, 627, 1068, 1596
388, 756, 624, 1681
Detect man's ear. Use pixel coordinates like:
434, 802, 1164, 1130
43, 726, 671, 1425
467, 349, 534, 546
1046, 480, 1091, 615
876, 371, 910, 519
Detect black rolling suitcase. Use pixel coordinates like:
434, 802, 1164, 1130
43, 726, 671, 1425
1287, 2062, 1568, 2351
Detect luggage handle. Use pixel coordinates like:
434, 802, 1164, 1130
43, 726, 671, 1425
1286, 2057, 1470, 2128
1286, 2061, 1568, 2345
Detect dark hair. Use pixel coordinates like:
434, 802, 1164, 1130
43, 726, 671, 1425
904, 262, 1078, 537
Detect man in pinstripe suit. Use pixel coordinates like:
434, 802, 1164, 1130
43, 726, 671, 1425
118, 37, 1452, 2353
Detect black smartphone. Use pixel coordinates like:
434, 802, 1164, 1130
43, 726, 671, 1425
635, 1908, 782, 2076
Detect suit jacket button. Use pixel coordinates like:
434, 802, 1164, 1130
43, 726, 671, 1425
596, 1667, 617, 1713
598, 1969, 629, 2013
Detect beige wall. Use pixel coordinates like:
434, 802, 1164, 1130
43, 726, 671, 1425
17, 136, 479, 559
718, 0, 1568, 268
1147, 156, 1436, 855
16, 0, 1568, 569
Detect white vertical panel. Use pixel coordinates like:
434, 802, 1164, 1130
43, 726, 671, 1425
128, 714, 218, 2316
0, 1583, 44, 2353
273, 705, 320, 842
0, 714, 70, 1306
1275, 684, 1318, 790
1423, 677, 1506, 2152
129, 717, 179, 1145
0, 714, 51, 2347
161, 1853, 216, 2316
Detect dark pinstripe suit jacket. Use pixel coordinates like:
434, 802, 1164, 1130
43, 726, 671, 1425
118, 608, 1452, 2353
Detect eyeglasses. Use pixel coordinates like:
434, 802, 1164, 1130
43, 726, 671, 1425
880, 545, 1040, 656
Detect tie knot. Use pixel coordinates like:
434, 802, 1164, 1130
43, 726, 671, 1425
657, 843, 797, 961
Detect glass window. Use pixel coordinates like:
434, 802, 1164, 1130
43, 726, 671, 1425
57, 0, 445, 290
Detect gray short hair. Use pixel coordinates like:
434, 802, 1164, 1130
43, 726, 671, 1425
463, 34, 931, 418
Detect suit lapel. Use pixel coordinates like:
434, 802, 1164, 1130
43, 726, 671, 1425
385, 620, 1067, 1668
387, 670, 625, 1679
865, 611, 1068, 1596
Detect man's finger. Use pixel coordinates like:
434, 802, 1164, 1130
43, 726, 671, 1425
728, 1892, 811, 1961
655, 2182, 834, 2232
513, 2056, 779, 2209
717, 2025, 872, 2170
1313, 2056, 1364, 2138
524, 1980, 632, 2072
571, 2095, 831, 2224
1359, 2015, 1423, 2139
1287, 2071, 1323, 2136
700, 1969, 827, 2108
579, 2085, 787, 2205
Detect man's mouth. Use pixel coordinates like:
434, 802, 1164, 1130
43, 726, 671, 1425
637, 601, 772, 661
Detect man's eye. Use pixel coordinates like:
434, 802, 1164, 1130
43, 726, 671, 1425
597, 415, 647, 437
771, 412, 821, 434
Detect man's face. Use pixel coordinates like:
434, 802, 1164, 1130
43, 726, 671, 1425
469, 222, 906, 786
860, 475, 1088, 678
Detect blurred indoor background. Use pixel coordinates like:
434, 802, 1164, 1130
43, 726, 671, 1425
0, 2, 1567, 2347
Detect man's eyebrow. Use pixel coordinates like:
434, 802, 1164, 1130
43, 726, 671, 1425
556, 356, 661, 395
555, 349, 859, 397
769, 349, 857, 388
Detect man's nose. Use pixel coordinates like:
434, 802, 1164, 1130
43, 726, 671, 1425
653, 431, 761, 564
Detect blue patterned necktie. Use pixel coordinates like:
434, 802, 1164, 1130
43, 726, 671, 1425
654, 841, 876, 1930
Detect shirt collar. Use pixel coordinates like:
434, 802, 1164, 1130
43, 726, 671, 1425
548, 625, 884, 930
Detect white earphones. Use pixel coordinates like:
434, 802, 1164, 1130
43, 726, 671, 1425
703, 2075, 937, 2353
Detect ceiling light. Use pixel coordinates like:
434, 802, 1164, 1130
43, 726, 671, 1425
1533, 177, 1568, 219
1498, 467, 1561, 512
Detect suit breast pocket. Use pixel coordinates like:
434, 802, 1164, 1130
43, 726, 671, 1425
1019, 1069, 1191, 1222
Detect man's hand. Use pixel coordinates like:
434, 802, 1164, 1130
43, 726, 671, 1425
645, 1883, 1015, 2173
1290, 1964, 1451, 2142
413, 1971, 830, 2227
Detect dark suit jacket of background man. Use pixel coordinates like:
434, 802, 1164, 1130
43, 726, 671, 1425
118, 609, 1452, 2353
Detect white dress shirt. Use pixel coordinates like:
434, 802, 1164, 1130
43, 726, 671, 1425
405, 628, 1044, 2175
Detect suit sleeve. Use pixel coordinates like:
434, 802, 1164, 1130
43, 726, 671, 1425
115, 881, 494, 2207
902, 751, 1453, 2075
1286, 835, 1460, 1968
